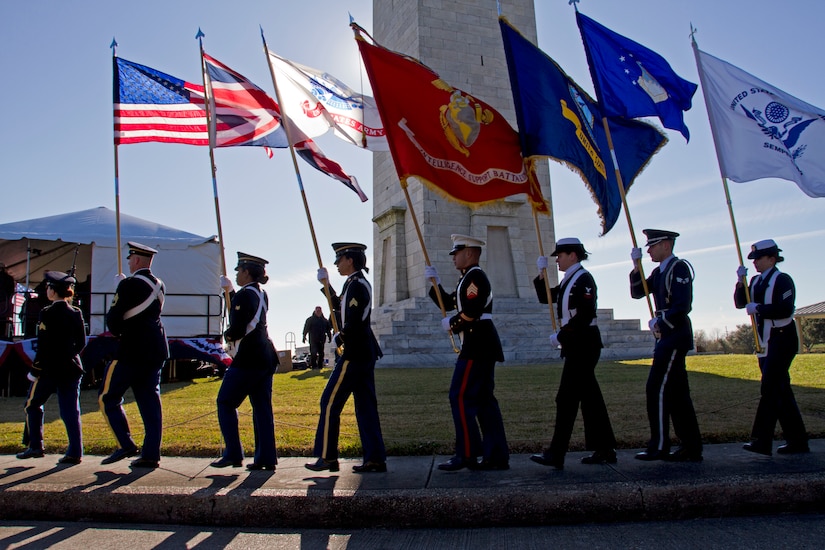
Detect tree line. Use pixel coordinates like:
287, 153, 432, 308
695, 318, 825, 354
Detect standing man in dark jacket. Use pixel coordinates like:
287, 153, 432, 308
100, 242, 168, 468
530, 238, 616, 470
630, 229, 702, 462
425, 234, 509, 471
211, 252, 278, 470
736, 239, 808, 456
303, 306, 331, 369
306, 242, 387, 474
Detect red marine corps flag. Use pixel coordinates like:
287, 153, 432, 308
355, 28, 548, 213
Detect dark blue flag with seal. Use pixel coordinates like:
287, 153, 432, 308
576, 11, 697, 142
500, 18, 666, 235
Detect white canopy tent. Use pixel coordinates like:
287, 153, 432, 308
0, 206, 223, 337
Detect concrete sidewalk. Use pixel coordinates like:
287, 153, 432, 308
1, 441, 824, 528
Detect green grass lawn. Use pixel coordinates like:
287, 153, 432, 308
1, 354, 823, 458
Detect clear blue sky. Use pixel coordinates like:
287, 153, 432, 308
1, 0, 823, 349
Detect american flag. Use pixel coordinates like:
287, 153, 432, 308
114, 57, 209, 145
13, 283, 26, 309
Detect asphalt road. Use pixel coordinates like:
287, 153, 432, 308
3, 514, 825, 549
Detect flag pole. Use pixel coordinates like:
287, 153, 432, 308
111, 38, 123, 276
690, 27, 761, 352
532, 210, 557, 331
601, 118, 656, 320
400, 179, 461, 353
260, 28, 341, 341
196, 30, 233, 319
350, 24, 459, 353
528, 161, 557, 331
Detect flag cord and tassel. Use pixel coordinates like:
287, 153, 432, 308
352, 16, 369, 148
197, 30, 232, 319
691, 30, 761, 352
532, 198, 557, 332
260, 29, 342, 352
601, 117, 656, 320
400, 180, 461, 354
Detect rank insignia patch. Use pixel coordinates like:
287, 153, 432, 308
466, 282, 479, 299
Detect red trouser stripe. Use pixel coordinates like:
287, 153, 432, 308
459, 359, 474, 456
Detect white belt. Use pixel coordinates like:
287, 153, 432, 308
767, 317, 793, 329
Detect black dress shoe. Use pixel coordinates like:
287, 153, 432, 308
130, 457, 159, 469
777, 443, 810, 454
634, 449, 667, 461
101, 446, 139, 465
352, 461, 387, 473
246, 463, 276, 471
742, 442, 772, 456
667, 447, 703, 462
437, 456, 477, 471
304, 458, 339, 472
581, 449, 617, 465
475, 459, 510, 471
211, 457, 242, 468
16, 448, 45, 460
530, 453, 564, 469
58, 455, 82, 465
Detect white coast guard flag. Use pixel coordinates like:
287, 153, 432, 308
695, 47, 825, 198
267, 52, 388, 151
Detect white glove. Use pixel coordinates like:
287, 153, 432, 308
536, 256, 549, 271
317, 267, 329, 282
631, 248, 643, 262
220, 275, 234, 291
424, 265, 440, 285
746, 302, 759, 315
27, 372, 37, 383
737, 266, 748, 279
441, 317, 452, 332
332, 332, 341, 345
648, 318, 659, 332
114, 273, 126, 285
549, 332, 560, 348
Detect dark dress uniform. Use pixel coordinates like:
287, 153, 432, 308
630, 236, 702, 459
217, 280, 278, 468
430, 263, 509, 469
100, 257, 168, 463
735, 262, 808, 453
312, 268, 386, 466
20, 272, 86, 460
533, 262, 615, 465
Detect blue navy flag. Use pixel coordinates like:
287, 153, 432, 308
576, 11, 697, 141
500, 18, 666, 235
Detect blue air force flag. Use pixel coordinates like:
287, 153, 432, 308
577, 11, 697, 142
695, 47, 825, 198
